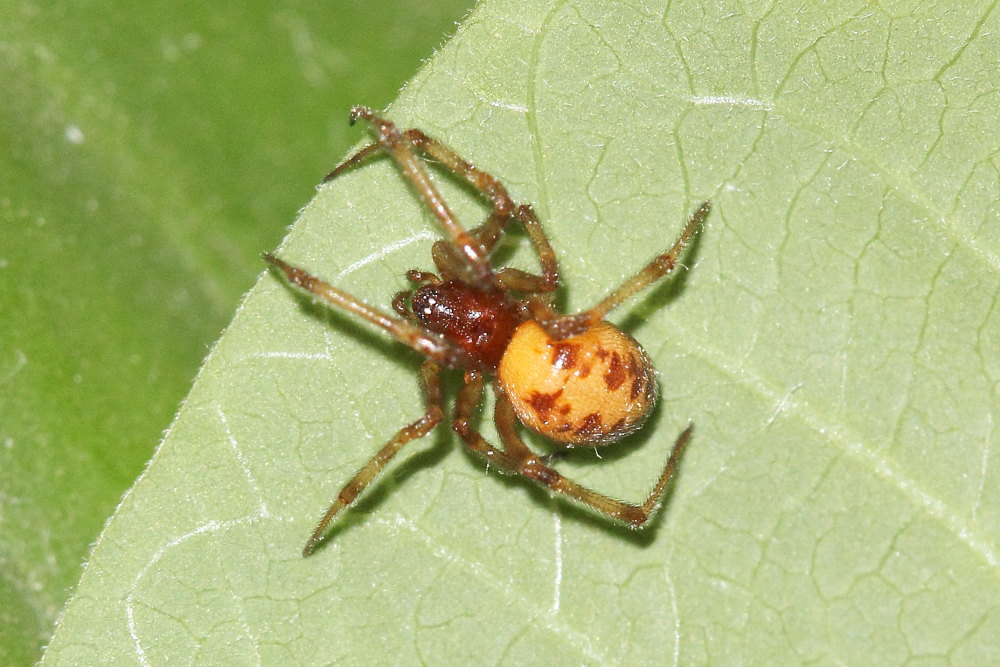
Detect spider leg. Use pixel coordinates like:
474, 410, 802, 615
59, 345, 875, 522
348, 106, 494, 286
322, 141, 384, 182
303, 360, 445, 556
493, 204, 560, 294
402, 128, 516, 221
329, 130, 517, 261
430, 237, 476, 280
429, 208, 520, 279
323, 124, 515, 199
450, 370, 523, 470
328, 111, 562, 294
323, 124, 517, 255
408, 133, 560, 293
431, 207, 559, 294
452, 376, 691, 527
433, 203, 561, 299
469, 210, 512, 252
265, 253, 468, 368
578, 201, 710, 326
492, 384, 693, 528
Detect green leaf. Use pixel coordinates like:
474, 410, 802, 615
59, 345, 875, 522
0, 1, 474, 663
43, 0, 1000, 663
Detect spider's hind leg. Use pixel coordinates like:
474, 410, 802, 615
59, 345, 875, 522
451, 376, 692, 529
492, 384, 693, 528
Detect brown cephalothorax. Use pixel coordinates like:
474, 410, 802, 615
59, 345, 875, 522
265, 106, 710, 556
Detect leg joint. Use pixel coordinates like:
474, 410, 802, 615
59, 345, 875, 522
519, 458, 562, 489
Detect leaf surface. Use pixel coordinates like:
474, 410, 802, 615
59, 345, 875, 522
43, 0, 1000, 663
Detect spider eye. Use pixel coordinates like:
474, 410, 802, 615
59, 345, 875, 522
498, 320, 659, 446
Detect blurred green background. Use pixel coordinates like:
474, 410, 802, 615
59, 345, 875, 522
0, 1, 476, 662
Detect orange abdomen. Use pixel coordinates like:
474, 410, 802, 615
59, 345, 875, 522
498, 320, 659, 446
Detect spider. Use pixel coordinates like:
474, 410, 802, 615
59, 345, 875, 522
265, 106, 710, 556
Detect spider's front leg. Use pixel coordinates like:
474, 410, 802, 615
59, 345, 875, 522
324, 108, 561, 295
341, 106, 494, 286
